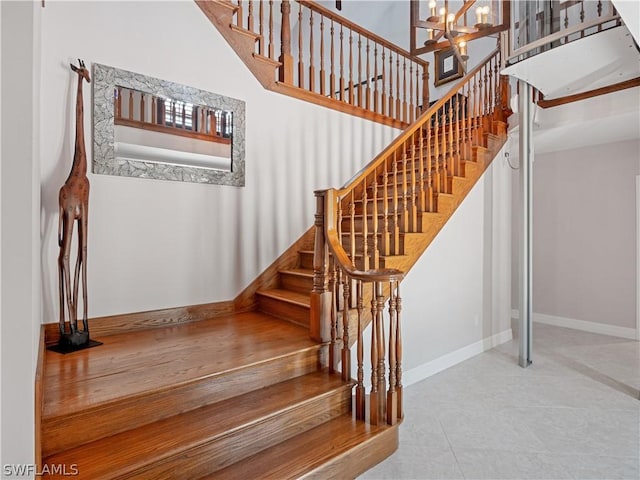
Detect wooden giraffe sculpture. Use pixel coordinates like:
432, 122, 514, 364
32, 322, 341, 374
58, 59, 91, 347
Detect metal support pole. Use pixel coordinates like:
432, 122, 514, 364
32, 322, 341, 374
518, 80, 533, 368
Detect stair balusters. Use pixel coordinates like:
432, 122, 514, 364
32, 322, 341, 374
313, 48, 510, 427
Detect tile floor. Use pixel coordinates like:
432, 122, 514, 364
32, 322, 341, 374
359, 322, 640, 480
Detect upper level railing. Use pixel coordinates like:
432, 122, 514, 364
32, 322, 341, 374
312, 48, 509, 426
509, 0, 621, 63
228, 0, 430, 125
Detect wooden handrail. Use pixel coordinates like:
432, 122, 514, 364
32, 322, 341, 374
297, 0, 428, 69
338, 47, 501, 197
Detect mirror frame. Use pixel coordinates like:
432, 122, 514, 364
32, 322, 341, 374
92, 63, 245, 186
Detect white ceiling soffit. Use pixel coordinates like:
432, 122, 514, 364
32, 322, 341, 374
507, 87, 640, 155
612, 0, 640, 46
502, 26, 639, 99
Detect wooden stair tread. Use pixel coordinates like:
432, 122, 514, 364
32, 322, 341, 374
44, 371, 350, 479
208, 415, 399, 480
279, 267, 314, 278
257, 288, 311, 307
43, 311, 315, 419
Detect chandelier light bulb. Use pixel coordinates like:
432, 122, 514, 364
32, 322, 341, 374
429, 0, 437, 17
439, 7, 446, 24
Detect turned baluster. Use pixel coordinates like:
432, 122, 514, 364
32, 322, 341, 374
380, 47, 387, 116
309, 10, 315, 92
373, 44, 379, 113
422, 67, 430, 112
396, 56, 401, 123
381, 163, 390, 256
349, 191, 356, 261
258, 0, 264, 55
160, 99, 166, 126
247, 0, 254, 32
580, 1, 585, 37
329, 259, 338, 373
409, 62, 414, 123
357, 35, 363, 108
386, 281, 398, 425
447, 97, 454, 183
401, 58, 407, 123
387, 51, 394, 118
433, 113, 441, 194
181, 103, 186, 129
409, 135, 417, 232
279, 0, 293, 84
341, 274, 351, 382
151, 97, 156, 125
339, 25, 345, 101
400, 148, 409, 232
375, 281, 386, 422
597, 0, 603, 31
440, 110, 448, 193
298, 4, 304, 88
171, 100, 176, 127
461, 86, 468, 163
426, 115, 434, 211
268, 0, 274, 59
139, 92, 145, 123
395, 282, 404, 420
236, 0, 243, 28
372, 173, 379, 269
348, 30, 354, 105
355, 279, 365, 420
391, 152, 400, 255
484, 63, 490, 126
472, 74, 479, 147
330, 21, 336, 98
128, 90, 134, 121
361, 181, 369, 271
369, 283, 380, 426
418, 126, 425, 212
320, 16, 326, 96
365, 39, 371, 110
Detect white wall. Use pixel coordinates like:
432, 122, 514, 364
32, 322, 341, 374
39, 1, 399, 323
353, 144, 513, 385
1, 0, 41, 472
401, 144, 513, 381
533, 140, 639, 330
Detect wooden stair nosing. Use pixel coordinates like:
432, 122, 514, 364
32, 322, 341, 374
44, 372, 353, 479
208, 415, 399, 480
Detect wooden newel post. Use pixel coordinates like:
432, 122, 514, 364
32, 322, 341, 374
310, 190, 332, 344
422, 65, 430, 112
279, 0, 294, 84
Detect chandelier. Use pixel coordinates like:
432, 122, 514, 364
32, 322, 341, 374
411, 0, 496, 70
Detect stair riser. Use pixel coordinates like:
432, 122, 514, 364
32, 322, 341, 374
257, 295, 310, 327
298, 251, 314, 269
42, 346, 323, 458
302, 423, 399, 480
281, 273, 313, 295
127, 388, 353, 479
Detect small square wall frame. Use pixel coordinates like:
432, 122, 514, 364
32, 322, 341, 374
92, 63, 245, 186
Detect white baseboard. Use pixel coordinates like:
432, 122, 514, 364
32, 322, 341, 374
403, 329, 513, 387
510, 309, 637, 340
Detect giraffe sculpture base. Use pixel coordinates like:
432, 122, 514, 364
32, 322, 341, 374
47, 332, 103, 355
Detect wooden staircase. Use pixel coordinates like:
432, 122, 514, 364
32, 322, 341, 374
39, 3, 512, 477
